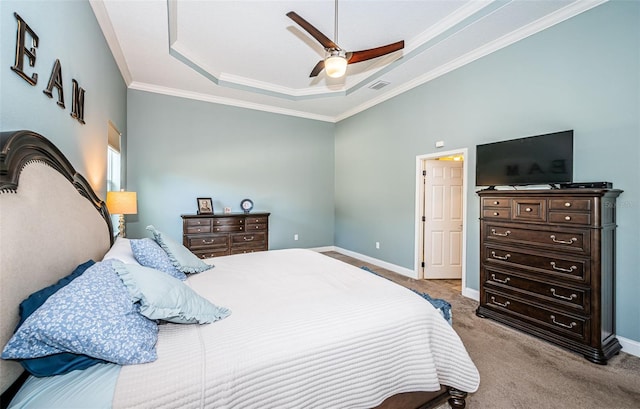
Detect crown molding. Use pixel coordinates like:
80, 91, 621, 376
128, 81, 336, 123
89, 0, 132, 85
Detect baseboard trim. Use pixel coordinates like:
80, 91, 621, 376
315, 246, 481, 300
325, 246, 416, 278
618, 336, 640, 358
462, 287, 480, 301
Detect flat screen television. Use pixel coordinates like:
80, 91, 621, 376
475, 130, 573, 188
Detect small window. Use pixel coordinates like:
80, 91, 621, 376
107, 145, 121, 191
107, 121, 121, 192
107, 122, 122, 234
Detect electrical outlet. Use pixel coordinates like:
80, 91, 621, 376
294, 234, 299, 241
375, 242, 380, 249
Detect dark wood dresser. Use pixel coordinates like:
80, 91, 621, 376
476, 188, 622, 364
181, 213, 269, 258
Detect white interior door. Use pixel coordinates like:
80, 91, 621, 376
423, 159, 463, 279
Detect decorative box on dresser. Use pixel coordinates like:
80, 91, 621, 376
181, 213, 270, 258
476, 188, 622, 364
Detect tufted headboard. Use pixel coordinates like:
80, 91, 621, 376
0, 130, 114, 394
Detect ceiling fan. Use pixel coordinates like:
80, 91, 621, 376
286, 1, 404, 78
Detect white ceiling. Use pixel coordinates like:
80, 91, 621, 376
90, 0, 606, 123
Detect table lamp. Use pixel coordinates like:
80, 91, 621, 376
106, 190, 137, 237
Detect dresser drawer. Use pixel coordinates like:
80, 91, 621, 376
245, 216, 268, 225
192, 249, 229, 259
231, 232, 266, 249
483, 208, 511, 220
484, 245, 589, 283
484, 268, 588, 313
184, 218, 212, 234
245, 223, 267, 231
483, 290, 589, 342
549, 198, 592, 211
212, 217, 244, 227
482, 198, 511, 208
212, 224, 244, 233
511, 198, 546, 222
548, 212, 591, 226
484, 223, 590, 254
185, 235, 228, 250
231, 248, 264, 255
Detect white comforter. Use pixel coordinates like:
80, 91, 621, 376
113, 249, 479, 409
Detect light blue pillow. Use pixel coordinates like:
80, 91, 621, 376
146, 225, 213, 274
112, 261, 231, 324
1, 260, 158, 365
130, 238, 187, 281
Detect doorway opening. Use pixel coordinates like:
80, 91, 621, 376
414, 148, 468, 293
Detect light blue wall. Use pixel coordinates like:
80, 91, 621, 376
126, 90, 335, 248
335, 1, 639, 343
0, 1, 127, 194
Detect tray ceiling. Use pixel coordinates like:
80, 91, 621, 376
90, 0, 606, 122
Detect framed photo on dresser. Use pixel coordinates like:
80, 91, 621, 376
197, 197, 213, 214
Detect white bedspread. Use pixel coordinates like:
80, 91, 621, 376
113, 249, 479, 409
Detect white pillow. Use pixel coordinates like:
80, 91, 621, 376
102, 237, 139, 265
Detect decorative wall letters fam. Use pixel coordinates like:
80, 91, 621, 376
10, 12, 86, 125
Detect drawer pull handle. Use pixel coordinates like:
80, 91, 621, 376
203, 240, 214, 244
550, 315, 577, 329
243, 236, 255, 241
525, 207, 532, 212
491, 251, 511, 261
197, 228, 201, 232
491, 274, 510, 284
493, 212, 500, 216
550, 235, 577, 245
550, 262, 577, 273
564, 202, 571, 207
493, 201, 500, 205
564, 216, 571, 221
550, 288, 578, 301
490, 297, 510, 308
491, 229, 511, 237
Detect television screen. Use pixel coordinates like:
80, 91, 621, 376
476, 130, 573, 187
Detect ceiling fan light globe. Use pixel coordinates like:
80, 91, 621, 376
325, 55, 347, 78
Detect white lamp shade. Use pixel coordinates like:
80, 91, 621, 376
106, 191, 137, 215
325, 55, 347, 78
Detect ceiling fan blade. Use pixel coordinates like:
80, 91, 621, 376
286, 11, 339, 50
309, 60, 325, 77
346, 40, 405, 64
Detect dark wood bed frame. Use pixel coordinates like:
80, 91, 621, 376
0, 130, 468, 409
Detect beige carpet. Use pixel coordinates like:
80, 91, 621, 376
323, 251, 640, 409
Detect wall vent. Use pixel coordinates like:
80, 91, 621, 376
368, 80, 390, 90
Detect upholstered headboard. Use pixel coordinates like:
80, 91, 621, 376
0, 130, 114, 394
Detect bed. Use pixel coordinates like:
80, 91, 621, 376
0, 130, 479, 409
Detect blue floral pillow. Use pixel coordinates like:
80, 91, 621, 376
147, 225, 213, 274
14, 260, 107, 376
130, 238, 187, 281
2, 260, 158, 365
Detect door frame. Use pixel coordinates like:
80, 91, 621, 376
414, 148, 469, 290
